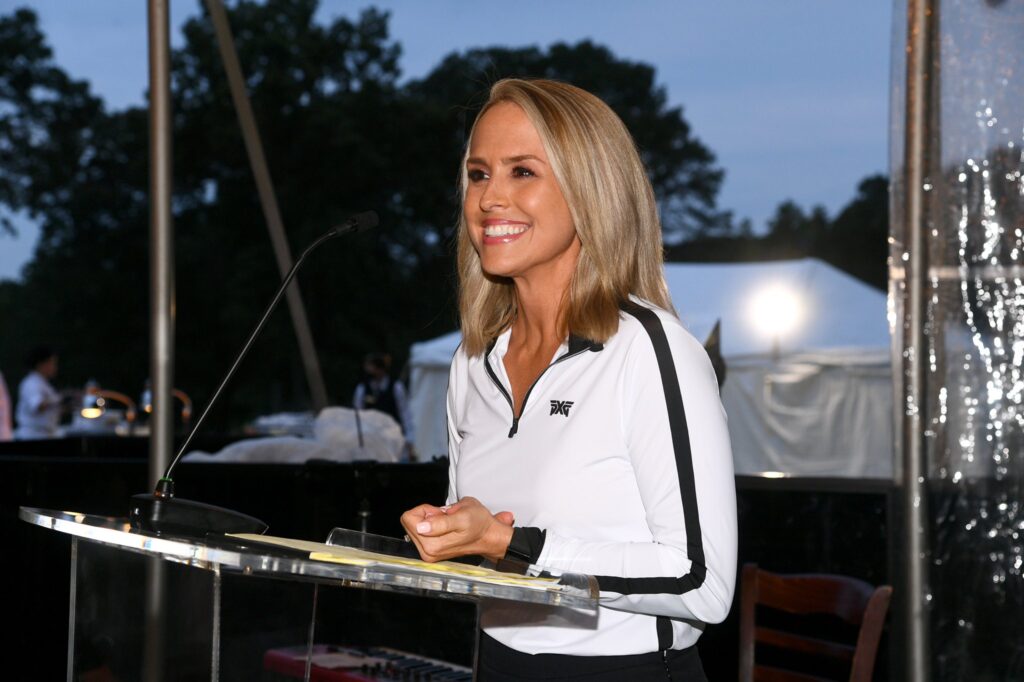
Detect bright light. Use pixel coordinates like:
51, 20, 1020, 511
80, 407, 103, 419
749, 284, 804, 341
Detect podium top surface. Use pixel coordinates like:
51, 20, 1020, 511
19, 506, 598, 612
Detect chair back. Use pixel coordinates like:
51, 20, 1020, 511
738, 563, 893, 682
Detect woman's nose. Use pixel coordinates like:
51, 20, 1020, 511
479, 177, 507, 211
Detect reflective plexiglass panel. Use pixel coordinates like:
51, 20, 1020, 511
25, 507, 597, 680
891, 1, 1024, 678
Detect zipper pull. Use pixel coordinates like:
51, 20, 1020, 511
508, 417, 520, 438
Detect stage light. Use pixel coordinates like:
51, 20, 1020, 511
748, 284, 804, 359
141, 383, 193, 423
750, 284, 803, 338
80, 382, 138, 425
80, 380, 102, 419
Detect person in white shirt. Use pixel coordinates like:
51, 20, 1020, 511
15, 345, 62, 440
401, 79, 736, 681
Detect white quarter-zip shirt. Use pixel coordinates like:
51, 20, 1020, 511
446, 300, 737, 657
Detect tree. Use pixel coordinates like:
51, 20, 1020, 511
822, 175, 888, 288
665, 175, 889, 291
0, 3, 424, 421
0, 9, 101, 236
765, 200, 828, 251
0, 8, 151, 396
0, 3, 737, 426
168, 0, 427, 420
407, 41, 729, 242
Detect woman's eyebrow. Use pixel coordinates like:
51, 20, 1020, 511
503, 154, 545, 164
466, 154, 546, 166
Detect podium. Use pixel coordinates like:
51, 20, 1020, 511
20, 507, 597, 681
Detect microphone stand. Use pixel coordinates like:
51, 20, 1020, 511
130, 211, 378, 535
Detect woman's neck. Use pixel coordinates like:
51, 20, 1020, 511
509, 276, 570, 352
506, 239, 580, 350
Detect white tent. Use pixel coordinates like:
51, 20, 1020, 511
409, 258, 894, 479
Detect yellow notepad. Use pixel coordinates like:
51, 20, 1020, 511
229, 533, 557, 587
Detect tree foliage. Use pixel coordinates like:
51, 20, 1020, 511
817, 175, 889, 287
0, 2, 731, 425
407, 41, 727, 242
0, 2, 888, 429
0, 7, 151, 404
666, 174, 890, 290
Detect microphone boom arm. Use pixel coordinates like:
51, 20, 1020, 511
165, 223, 351, 485
131, 211, 377, 534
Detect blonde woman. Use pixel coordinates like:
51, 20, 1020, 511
401, 79, 736, 681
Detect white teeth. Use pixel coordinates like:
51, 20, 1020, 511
484, 224, 528, 237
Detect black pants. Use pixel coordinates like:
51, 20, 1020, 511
477, 632, 707, 681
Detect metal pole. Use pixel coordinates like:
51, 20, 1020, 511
66, 538, 78, 682
148, 0, 175, 486
901, 0, 935, 679
146, 0, 173, 679
211, 566, 221, 682
204, 0, 329, 411
143, 559, 167, 682
304, 584, 320, 682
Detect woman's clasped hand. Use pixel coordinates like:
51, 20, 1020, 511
400, 497, 514, 563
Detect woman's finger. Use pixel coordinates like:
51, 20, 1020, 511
415, 511, 457, 536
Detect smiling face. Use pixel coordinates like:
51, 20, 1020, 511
463, 101, 580, 291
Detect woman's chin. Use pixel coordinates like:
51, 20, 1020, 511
479, 259, 520, 281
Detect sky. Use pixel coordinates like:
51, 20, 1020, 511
0, 1, 893, 281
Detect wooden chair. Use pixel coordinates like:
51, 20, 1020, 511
738, 563, 893, 682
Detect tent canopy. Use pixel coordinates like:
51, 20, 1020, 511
663, 258, 888, 357
412, 258, 889, 367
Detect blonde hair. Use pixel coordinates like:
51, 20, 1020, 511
457, 78, 673, 356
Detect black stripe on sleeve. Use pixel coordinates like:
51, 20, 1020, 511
657, 616, 675, 649
592, 302, 707, 597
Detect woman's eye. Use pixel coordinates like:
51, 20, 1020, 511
467, 168, 488, 182
512, 166, 535, 178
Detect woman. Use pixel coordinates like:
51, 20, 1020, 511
401, 79, 736, 681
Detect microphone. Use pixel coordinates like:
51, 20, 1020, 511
130, 210, 379, 535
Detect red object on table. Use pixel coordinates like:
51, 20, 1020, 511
263, 646, 376, 682
263, 644, 473, 681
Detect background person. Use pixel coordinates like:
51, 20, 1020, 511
14, 345, 62, 439
352, 352, 415, 455
401, 79, 736, 681
0, 370, 11, 440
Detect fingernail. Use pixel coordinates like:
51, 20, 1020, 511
440, 505, 452, 513
416, 522, 431, 533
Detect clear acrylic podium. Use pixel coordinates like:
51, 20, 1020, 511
20, 507, 598, 681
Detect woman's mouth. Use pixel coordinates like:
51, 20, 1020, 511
482, 222, 530, 244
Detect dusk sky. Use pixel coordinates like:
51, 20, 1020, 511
0, 1, 893, 281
